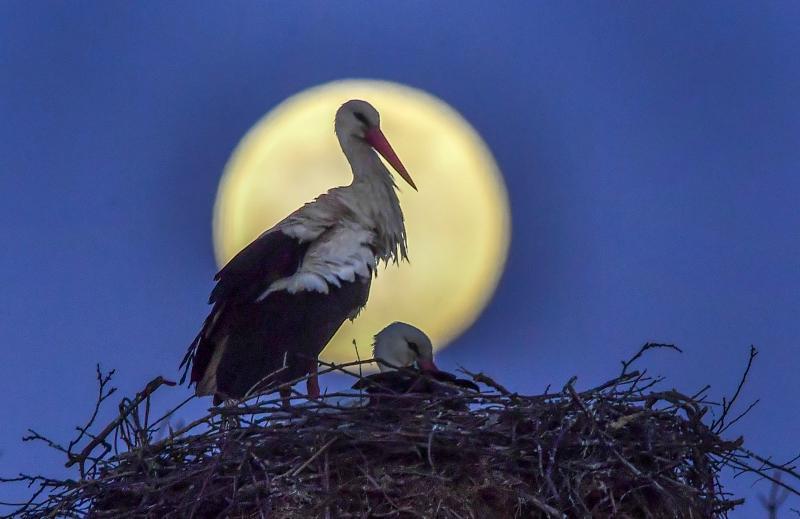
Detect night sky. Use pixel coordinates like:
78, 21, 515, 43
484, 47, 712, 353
2, 2, 799, 515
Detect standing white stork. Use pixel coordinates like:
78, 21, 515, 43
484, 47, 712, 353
180, 100, 416, 405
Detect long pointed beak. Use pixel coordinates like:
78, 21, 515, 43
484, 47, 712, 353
417, 359, 439, 373
364, 127, 417, 191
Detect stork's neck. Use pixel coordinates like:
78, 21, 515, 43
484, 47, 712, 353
339, 136, 388, 183
338, 136, 408, 264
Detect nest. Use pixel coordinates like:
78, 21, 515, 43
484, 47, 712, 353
3, 345, 799, 518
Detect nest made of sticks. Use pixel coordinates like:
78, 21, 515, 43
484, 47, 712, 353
3, 345, 798, 518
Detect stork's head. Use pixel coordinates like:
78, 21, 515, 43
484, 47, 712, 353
373, 322, 437, 373
335, 99, 417, 190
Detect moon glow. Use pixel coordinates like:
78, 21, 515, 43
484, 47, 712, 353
213, 80, 510, 366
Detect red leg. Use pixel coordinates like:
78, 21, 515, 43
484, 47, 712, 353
279, 386, 291, 409
307, 361, 320, 398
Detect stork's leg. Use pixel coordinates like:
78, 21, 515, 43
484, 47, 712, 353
279, 386, 292, 409
307, 361, 320, 398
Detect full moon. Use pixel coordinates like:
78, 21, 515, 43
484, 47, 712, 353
213, 80, 510, 367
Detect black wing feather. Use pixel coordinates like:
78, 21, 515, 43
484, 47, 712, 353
180, 229, 309, 386
210, 229, 309, 304
352, 369, 478, 393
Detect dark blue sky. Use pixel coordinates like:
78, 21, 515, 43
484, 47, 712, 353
2, 2, 799, 515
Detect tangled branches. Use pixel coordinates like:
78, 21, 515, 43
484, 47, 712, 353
2, 345, 798, 518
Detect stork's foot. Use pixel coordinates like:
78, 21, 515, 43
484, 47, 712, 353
221, 399, 241, 430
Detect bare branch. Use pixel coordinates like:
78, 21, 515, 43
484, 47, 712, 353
2, 346, 793, 518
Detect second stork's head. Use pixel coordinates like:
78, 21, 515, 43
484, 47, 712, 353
373, 322, 437, 373
335, 99, 417, 190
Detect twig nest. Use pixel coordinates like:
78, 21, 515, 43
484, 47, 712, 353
6, 350, 791, 518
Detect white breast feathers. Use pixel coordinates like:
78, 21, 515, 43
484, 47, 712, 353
258, 225, 375, 299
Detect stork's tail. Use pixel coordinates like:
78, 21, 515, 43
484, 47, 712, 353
179, 303, 225, 386
178, 335, 200, 385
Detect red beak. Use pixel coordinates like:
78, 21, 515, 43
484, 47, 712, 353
364, 127, 417, 190
417, 359, 439, 373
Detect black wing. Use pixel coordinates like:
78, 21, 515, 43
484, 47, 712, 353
352, 369, 478, 394
180, 229, 310, 385
429, 370, 479, 391
351, 371, 417, 392
210, 229, 310, 305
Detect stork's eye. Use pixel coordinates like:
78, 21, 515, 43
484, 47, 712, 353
408, 342, 420, 355
353, 112, 369, 126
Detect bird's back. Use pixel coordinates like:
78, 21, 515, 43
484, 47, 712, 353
352, 369, 478, 396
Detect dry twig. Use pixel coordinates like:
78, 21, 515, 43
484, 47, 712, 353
1, 347, 795, 518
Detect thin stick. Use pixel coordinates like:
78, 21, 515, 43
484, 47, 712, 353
65, 376, 175, 473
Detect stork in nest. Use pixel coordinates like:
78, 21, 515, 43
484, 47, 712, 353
180, 100, 416, 405
352, 322, 478, 405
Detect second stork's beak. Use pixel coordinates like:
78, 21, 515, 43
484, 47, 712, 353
417, 359, 439, 373
364, 127, 417, 190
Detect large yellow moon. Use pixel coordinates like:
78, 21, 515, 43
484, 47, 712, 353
213, 80, 510, 367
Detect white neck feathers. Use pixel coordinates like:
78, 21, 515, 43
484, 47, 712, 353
336, 137, 408, 265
